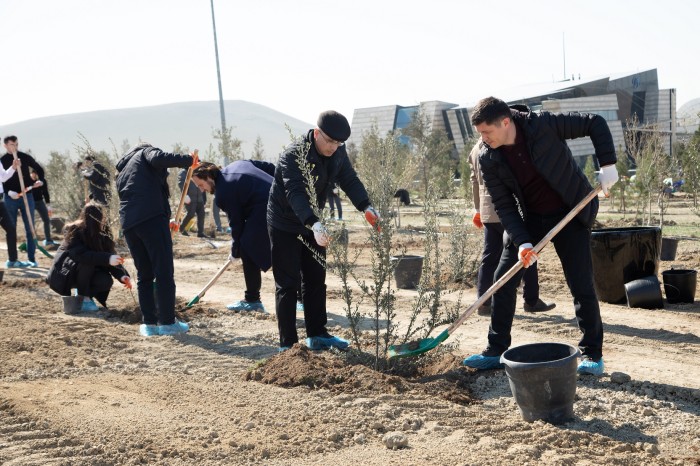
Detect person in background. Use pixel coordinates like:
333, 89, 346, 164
47, 202, 132, 311
178, 167, 207, 237
327, 182, 343, 220
0, 157, 28, 268
81, 154, 111, 206
30, 168, 57, 247
115, 143, 197, 337
192, 159, 275, 312
469, 142, 555, 316
1, 135, 45, 267
267, 110, 380, 352
463, 97, 618, 376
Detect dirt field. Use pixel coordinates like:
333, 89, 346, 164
1, 196, 699, 465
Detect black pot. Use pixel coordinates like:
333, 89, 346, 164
390, 255, 423, 289
590, 227, 661, 304
624, 276, 663, 309
662, 269, 697, 304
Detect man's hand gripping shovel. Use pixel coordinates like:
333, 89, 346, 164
171, 150, 199, 236
388, 186, 602, 359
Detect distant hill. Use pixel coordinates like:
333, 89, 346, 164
0, 100, 312, 163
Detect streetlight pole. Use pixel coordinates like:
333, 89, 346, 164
210, 0, 229, 163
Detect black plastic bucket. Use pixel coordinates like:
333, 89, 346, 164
500, 342, 580, 424
624, 276, 663, 309
390, 255, 424, 289
662, 269, 697, 304
660, 237, 679, 261
590, 227, 661, 304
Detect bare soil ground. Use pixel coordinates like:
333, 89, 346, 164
1, 196, 699, 465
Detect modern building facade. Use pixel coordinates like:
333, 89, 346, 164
348, 68, 676, 166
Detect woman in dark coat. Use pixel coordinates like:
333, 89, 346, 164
48, 202, 132, 312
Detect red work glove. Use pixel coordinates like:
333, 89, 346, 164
472, 212, 483, 229
518, 243, 538, 268
120, 276, 133, 289
169, 219, 180, 232
191, 151, 200, 168
364, 206, 381, 232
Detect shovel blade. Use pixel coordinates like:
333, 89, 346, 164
388, 329, 449, 359
185, 295, 200, 308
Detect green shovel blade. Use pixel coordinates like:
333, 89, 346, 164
186, 295, 200, 308
388, 329, 450, 359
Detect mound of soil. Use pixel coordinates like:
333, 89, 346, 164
245, 345, 477, 405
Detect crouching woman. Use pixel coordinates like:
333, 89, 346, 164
47, 202, 132, 311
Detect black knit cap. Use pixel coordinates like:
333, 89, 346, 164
317, 110, 351, 142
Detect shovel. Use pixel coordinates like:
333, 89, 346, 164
11, 152, 53, 259
388, 185, 602, 359
185, 257, 233, 308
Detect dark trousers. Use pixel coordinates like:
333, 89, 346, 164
486, 212, 603, 359
477, 222, 539, 305
327, 193, 342, 219
0, 201, 18, 262
213, 202, 222, 230
75, 263, 113, 306
182, 196, 205, 234
269, 226, 328, 347
3, 195, 36, 262
241, 247, 262, 302
123, 216, 176, 326
34, 200, 53, 242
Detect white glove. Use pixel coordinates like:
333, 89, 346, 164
184, 194, 191, 205
227, 254, 241, 265
109, 255, 125, 266
518, 243, 538, 268
32, 180, 44, 188
598, 164, 619, 196
7, 190, 20, 200
311, 221, 330, 247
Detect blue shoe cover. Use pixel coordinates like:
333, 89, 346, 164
296, 301, 304, 313
158, 320, 190, 336
226, 300, 265, 312
139, 324, 160, 337
577, 357, 605, 376
81, 299, 99, 312
462, 354, 504, 370
306, 334, 350, 351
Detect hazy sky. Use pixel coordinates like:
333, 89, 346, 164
1, 0, 698, 126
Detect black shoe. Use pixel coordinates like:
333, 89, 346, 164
197, 234, 211, 239
181, 231, 190, 236
477, 304, 491, 316
524, 298, 556, 313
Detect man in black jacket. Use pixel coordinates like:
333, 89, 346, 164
267, 111, 379, 351
30, 169, 56, 247
1, 135, 45, 267
462, 97, 619, 376
81, 155, 111, 205
116, 143, 197, 337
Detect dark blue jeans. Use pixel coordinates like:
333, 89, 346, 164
3, 195, 36, 262
269, 226, 328, 347
123, 216, 177, 325
477, 222, 539, 305
486, 212, 603, 360
34, 200, 53, 242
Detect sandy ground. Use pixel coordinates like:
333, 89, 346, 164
1, 200, 699, 465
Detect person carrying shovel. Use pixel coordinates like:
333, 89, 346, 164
191, 159, 275, 312
463, 97, 619, 376
115, 143, 198, 337
1, 135, 46, 267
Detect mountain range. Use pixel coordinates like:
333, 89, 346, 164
0, 100, 312, 163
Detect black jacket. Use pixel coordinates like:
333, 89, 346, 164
1, 151, 45, 195
47, 232, 128, 296
31, 178, 51, 204
267, 130, 370, 234
82, 162, 111, 204
478, 105, 616, 247
115, 145, 193, 232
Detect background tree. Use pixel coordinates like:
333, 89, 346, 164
251, 135, 265, 161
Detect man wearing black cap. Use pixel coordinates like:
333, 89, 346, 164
267, 110, 379, 352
